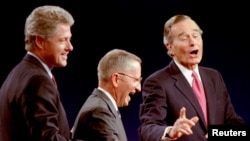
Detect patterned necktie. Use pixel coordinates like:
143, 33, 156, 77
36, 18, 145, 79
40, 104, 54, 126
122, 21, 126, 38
192, 71, 207, 125
52, 75, 57, 88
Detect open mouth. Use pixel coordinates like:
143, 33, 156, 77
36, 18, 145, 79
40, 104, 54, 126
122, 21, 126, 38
190, 49, 198, 54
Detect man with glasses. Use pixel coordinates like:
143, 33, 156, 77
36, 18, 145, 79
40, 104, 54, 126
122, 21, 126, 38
71, 49, 142, 141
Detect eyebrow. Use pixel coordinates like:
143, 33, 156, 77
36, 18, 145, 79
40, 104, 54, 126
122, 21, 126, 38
178, 29, 201, 37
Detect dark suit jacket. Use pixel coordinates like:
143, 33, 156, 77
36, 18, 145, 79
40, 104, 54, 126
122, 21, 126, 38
138, 60, 244, 141
71, 88, 127, 141
0, 54, 70, 141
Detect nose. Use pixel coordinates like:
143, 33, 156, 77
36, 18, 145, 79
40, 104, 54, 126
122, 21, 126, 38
135, 82, 141, 92
67, 41, 74, 51
189, 36, 196, 45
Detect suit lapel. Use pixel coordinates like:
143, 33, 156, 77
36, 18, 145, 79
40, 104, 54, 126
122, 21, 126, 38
199, 69, 216, 125
170, 61, 207, 128
94, 89, 120, 119
93, 88, 127, 141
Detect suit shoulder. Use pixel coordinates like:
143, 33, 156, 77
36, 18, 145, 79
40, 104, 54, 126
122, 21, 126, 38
144, 65, 172, 81
84, 95, 109, 109
199, 66, 221, 75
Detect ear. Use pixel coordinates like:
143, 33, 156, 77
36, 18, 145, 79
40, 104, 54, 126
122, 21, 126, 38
166, 42, 172, 51
166, 43, 175, 56
35, 36, 45, 49
111, 73, 119, 87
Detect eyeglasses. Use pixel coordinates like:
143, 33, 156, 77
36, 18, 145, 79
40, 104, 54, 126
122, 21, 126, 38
117, 72, 142, 82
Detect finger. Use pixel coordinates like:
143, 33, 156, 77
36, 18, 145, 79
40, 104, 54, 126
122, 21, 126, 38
177, 132, 183, 138
177, 127, 193, 136
183, 117, 198, 127
190, 116, 199, 123
179, 107, 186, 119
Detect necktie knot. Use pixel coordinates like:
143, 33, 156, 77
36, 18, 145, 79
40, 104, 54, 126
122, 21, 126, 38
192, 71, 202, 92
192, 71, 199, 80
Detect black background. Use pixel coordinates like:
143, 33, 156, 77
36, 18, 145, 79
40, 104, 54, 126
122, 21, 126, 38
1, 1, 249, 141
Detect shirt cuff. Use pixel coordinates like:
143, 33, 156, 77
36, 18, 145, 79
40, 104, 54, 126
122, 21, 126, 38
161, 126, 177, 141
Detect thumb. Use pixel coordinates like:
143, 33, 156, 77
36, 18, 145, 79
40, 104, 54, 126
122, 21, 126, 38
190, 116, 199, 123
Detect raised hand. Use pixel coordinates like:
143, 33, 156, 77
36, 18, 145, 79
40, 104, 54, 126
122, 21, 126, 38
169, 107, 199, 139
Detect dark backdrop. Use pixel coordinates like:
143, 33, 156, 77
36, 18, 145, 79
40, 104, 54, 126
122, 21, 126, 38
1, 1, 249, 141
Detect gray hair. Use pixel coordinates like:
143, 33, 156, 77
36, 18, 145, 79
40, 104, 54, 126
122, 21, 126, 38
24, 5, 75, 50
97, 49, 142, 81
163, 15, 202, 57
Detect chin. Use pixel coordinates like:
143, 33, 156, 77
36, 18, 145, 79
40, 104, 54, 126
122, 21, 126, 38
124, 102, 129, 107
59, 62, 67, 67
190, 58, 201, 64
196, 60, 202, 64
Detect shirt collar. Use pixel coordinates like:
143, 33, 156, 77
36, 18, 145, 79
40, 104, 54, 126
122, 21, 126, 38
173, 59, 201, 85
27, 51, 53, 78
97, 87, 118, 111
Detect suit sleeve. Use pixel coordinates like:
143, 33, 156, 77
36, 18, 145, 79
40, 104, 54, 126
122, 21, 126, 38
76, 107, 121, 141
138, 77, 169, 141
22, 75, 69, 141
215, 71, 245, 125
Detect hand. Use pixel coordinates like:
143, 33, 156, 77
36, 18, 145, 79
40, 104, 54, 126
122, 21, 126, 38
168, 107, 199, 139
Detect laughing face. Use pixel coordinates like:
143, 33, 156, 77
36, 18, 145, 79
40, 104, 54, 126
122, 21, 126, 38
115, 61, 142, 107
167, 18, 203, 70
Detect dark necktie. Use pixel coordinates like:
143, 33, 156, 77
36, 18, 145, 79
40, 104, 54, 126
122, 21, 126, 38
117, 110, 121, 118
192, 71, 207, 125
52, 75, 57, 88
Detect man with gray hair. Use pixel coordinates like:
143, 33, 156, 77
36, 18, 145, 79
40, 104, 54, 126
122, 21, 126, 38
71, 49, 142, 141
